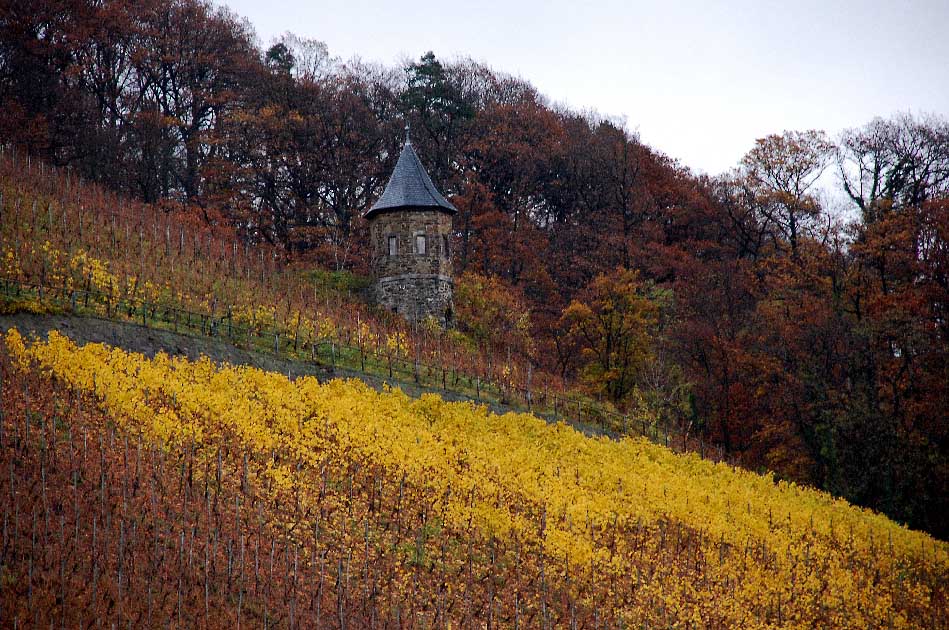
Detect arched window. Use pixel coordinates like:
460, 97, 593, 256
442, 235, 450, 258
415, 234, 426, 255
388, 235, 397, 256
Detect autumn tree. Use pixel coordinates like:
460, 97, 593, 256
560, 268, 658, 404
837, 113, 949, 223
0, 0, 96, 158
453, 271, 534, 362
740, 130, 834, 256
591, 121, 647, 269
461, 91, 560, 285
134, 0, 256, 202
221, 52, 399, 264
833, 199, 949, 533
62, 0, 146, 190
451, 179, 493, 273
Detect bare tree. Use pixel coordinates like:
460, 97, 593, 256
838, 112, 949, 223
740, 130, 834, 256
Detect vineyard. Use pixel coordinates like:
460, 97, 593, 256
0, 147, 651, 438
1, 328, 946, 628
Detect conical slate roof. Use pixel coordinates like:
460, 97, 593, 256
366, 133, 457, 219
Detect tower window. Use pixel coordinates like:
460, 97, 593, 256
416, 234, 426, 255
442, 235, 449, 258
388, 235, 397, 256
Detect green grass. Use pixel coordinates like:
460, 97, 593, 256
303, 269, 372, 296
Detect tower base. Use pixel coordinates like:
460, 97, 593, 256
373, 273, 453, 326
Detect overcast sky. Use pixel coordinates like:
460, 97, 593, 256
219, 0, 948, 176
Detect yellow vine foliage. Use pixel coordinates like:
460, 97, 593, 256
5, 327, 947, 629
68, 248, 118, 291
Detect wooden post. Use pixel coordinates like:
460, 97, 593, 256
294, 311, 301, 352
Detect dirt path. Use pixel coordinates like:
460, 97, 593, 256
2, 312, 333, 378
0, 312, 529, 418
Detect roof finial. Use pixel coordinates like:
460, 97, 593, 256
405, 121, 411, 146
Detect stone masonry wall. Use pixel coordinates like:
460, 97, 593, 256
374, 275, 453, 323
368, 208, 454, 324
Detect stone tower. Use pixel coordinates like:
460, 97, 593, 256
366, 130, 457, 325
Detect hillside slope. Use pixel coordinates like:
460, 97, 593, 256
2, 328, 946, 628
0, 150, 615, 436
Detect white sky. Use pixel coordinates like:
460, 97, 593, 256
220, 0, 948, 176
